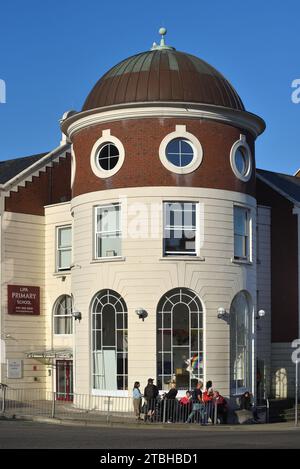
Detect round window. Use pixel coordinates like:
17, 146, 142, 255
166, 138, 194, 168
97, 143, 120, 171
230, 138, 252, 182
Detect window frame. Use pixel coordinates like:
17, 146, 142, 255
91, 289, 128, 393
56, 225, 72, 272
90, 130, 125, 179
163, 201, 200, 257
230, 135, 252, 182
230, 291, 252, 396
157, 288, 204, 391
159, 125, 203, 175
94, 203, 122, 260
233, 205, 252, 262
53, 294, 73, 336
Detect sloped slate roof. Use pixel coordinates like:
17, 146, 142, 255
257, 168, 300, 203
0, 153, 48, 184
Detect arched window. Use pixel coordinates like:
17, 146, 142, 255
157, 288, 204, 391
91, 289, 128, 391
230, 291, 252, 395
53, 295, 73, 335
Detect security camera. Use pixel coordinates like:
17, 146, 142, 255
135, 308, 148, 322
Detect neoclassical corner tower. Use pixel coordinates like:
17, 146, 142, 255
61, 29, 265, 398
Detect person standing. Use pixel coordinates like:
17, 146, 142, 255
186, 381, 204, 424
164, 382, 178, 422
132, 381, 143, 421
143, 378, 159, 422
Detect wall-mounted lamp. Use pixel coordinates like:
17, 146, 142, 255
72, 311, 82, 322
135, 308, 148, 322
217, 307, 229, 322
256, 310, 266, 320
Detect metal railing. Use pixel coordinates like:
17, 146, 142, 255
0, 386, 269, 425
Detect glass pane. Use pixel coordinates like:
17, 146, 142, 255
93, 330, 101, 351
117, 354, 124, 374
166, 139, 180, 154
234, 235, 247, 259
116, 313, 123, 329
235, 148, 247, 175
109, 157, 119, 170
234, 207, 247, 236
191, 313, 198, 329
173, 347, 190, 389
109, 144, 119, 157
167, 153, 180, 166
162, 312, 171, 328
163, 331, 172, 351
163, 353, 172, 374
58, 249, 71, 270
58, 227, 71, 248
180, 140, 194, 154
173, 303, 189, 346
98, 205, 120, 233
117, 331, 128, 351
164, 232, 196, 254
102, 304, 115, 347
191, 330, 198, 350
98, 233, 121, 258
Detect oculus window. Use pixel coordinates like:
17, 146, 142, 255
97, 143, 119, 171
230, 136, 252, 182
166, 138, 194, 168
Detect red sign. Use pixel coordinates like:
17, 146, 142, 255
8, 285, 40, 315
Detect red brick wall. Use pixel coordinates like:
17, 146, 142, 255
257, 178, 299, 342
5, 154, 71, 216
72, 118, 256, 198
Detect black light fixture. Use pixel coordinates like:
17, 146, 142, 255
72, 311, 82, 322
135, 308, 148, 322
217, 307, 229, 322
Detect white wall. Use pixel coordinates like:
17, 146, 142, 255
44, 202, 72, 392
71, 187, 257, 398
2, 212, 46, 388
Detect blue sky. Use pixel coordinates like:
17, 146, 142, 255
0, 0, 299, 174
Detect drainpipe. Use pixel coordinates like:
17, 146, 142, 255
293, 206, 300, 340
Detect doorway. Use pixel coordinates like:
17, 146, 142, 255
56, 360, 73, 401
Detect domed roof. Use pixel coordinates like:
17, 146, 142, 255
82, 48, 245, 112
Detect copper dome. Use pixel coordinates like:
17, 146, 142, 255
82, 49, 245, 112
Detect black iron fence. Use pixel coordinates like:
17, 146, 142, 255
0, 385, 269, 425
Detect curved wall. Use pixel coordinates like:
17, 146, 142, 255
70, 187, 257, 397
71, 118, 256, 198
